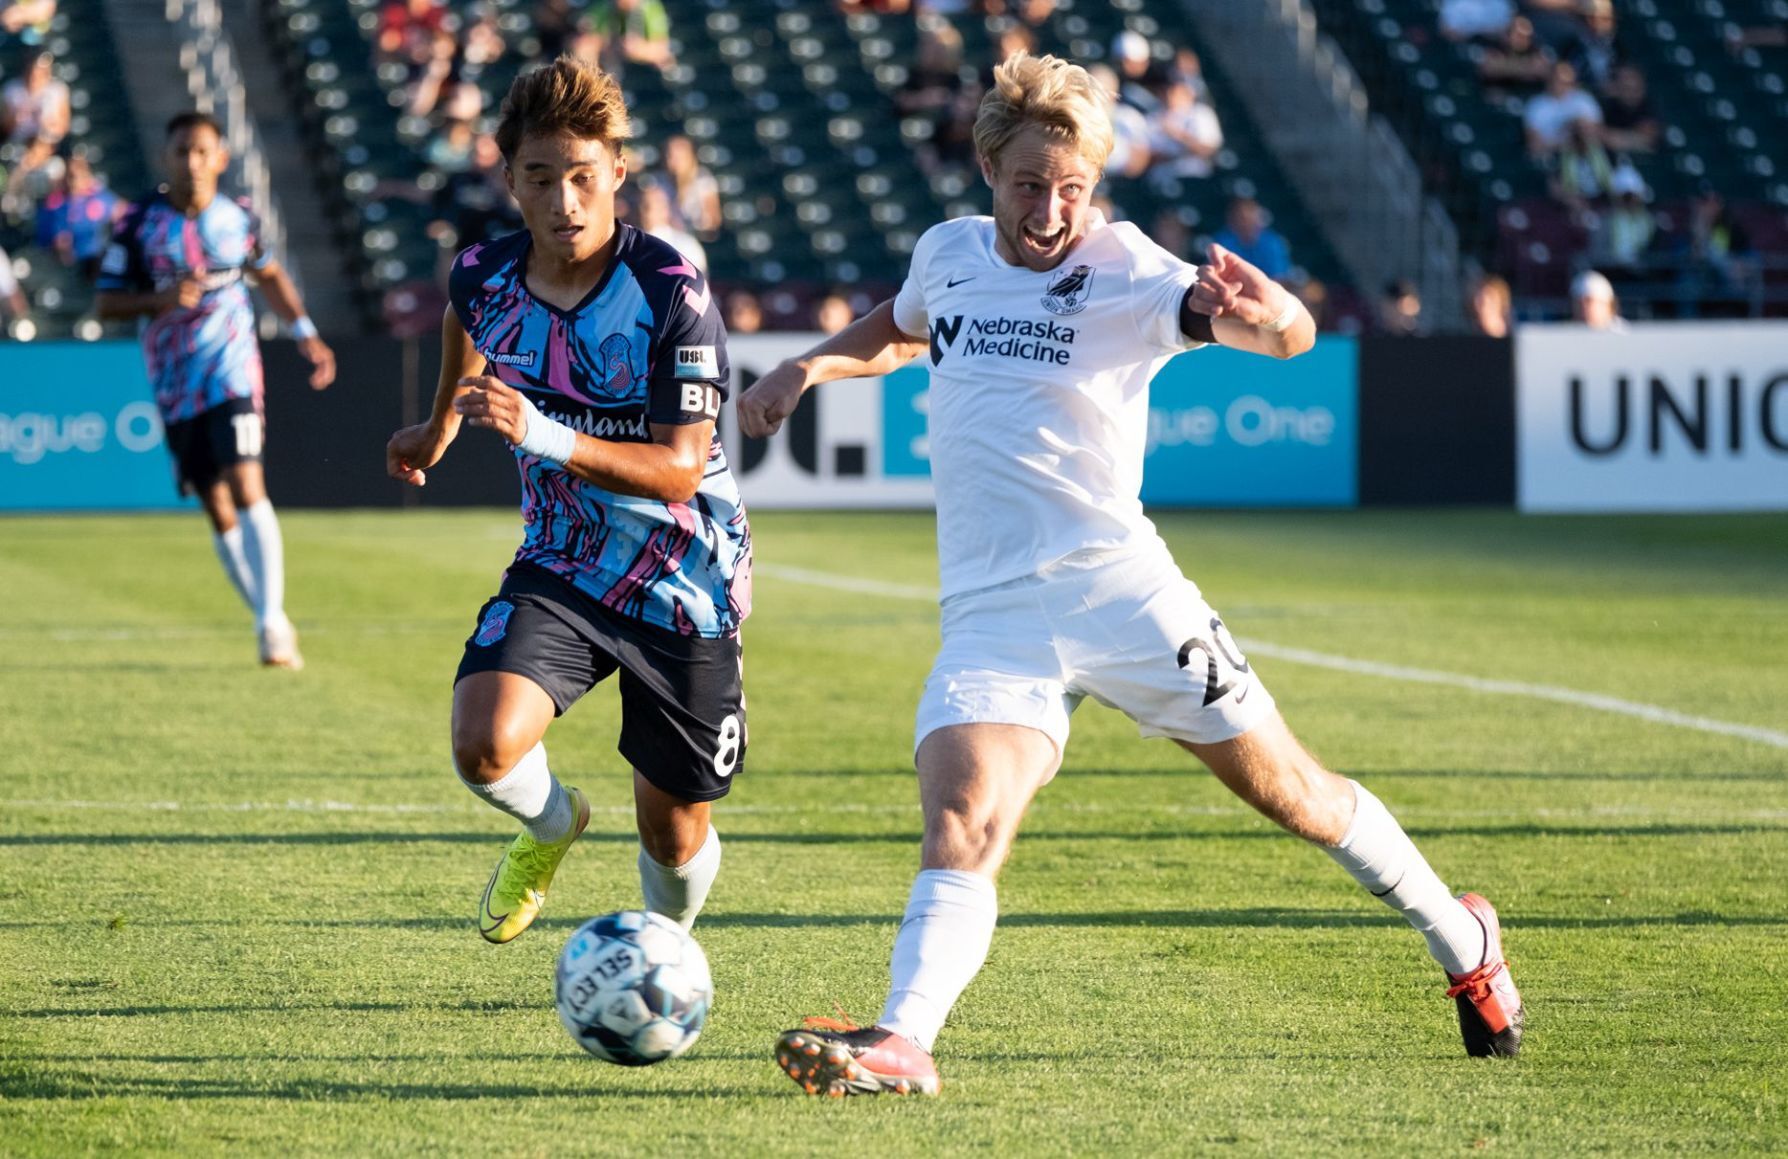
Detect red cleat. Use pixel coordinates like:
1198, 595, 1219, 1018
1446, 892, 1525, 1058
774, 1017, 941, 1097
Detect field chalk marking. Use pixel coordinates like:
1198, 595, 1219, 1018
754, 563, 1788, 752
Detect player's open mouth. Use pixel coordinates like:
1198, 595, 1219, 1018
1021, 225, 1066, 253
553, 225, 583, 241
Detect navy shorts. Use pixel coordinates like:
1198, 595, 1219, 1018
455, 564, 746, 803
162, 397, 262, 495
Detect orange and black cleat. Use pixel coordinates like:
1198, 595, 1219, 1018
774, 1017, 941, 1097
1446, 892, 1525, 1058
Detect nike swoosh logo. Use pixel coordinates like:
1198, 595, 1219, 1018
946, 276, 976, 288
479, 870, 510, 932
1234, 683, 1250, 704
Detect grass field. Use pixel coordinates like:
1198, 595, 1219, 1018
2, 508, 1785, 1154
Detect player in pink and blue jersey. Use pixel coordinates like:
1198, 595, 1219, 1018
96, 112, 336, 669
385, 57, 747, 948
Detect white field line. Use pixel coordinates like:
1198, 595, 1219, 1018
753, 564, 1788, 753
2, 798, 1784, 822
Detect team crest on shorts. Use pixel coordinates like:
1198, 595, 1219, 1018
1041, 264, 1095, 315
475, 601, 515, 647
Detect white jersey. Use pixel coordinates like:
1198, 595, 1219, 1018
892, 212, 1204, 599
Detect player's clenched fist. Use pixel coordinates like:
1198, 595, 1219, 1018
386, 420, 452, 487
737, 362, 807, 438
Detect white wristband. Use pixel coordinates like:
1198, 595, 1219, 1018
290, 315, 318, 340
1262, 294, 1301, 334
514, 393, 578, 466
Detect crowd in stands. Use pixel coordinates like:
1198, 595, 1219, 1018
0, 0, 133, 338
1440, 0, 1767, 328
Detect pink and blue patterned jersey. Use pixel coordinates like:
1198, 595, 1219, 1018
450, 226, 751, 639
97, 192, 271, 424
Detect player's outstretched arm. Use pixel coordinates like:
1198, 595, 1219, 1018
251, 260, 336, 389
386, 305, 477, 487
1185, 243, 1316, 360
93, 277, 203, 320
737, 298, 926, 438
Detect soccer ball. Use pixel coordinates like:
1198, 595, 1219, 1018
554, 910, 712, 1066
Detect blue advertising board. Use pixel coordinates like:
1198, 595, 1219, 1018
1140, 336, 1357, 506
0, 342, 191, 511
876, 335, 1358, 507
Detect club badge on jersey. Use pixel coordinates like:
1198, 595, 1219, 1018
1041, 264, 1095, 315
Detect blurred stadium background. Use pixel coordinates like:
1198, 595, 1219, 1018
0, 0, 1780, 343
0, 0, 1783, 512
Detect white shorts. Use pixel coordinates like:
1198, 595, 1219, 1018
915, 545, 1276, 756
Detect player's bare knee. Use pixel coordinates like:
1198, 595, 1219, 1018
451, 720, 533, 784
922, 798, 1007, 871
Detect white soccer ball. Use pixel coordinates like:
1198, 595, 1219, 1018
555, 910, 712, 1066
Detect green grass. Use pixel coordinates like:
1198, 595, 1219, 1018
1, 509, 1785, 1154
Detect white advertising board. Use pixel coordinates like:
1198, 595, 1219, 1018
719, 334, 935, 509
1517, 322, 1788, 512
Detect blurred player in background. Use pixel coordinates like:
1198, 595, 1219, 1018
95, 112, 336, 669
385, 57, 748, 946
743, 52, 1523, 1098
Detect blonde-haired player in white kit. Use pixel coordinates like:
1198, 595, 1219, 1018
740, 53, 1524, 1098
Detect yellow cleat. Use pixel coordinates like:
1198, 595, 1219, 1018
477, 787, 591, 944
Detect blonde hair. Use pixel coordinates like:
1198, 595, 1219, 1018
495, 56, 632, 162
973, 52, 1114, 173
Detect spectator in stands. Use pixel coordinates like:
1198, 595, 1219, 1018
1524, 61, 1600, 157
428, 132, 519, 275
0, 0, 52, 46
377, 0, 447, 66
982, 21, 1035, 90
3, 50, 67, 148
1213, 195, 1292, 281
1518, 0, 1586, 53
1376, 279, 1424, 336
583, 0, 675, 77
662, 134, 720, 238
405, 28, 461, 118
1676, 184, 1757, 314
813, 289, 854, 335
34, 150, 119, 280
1571, 269, 1624, 329
1599, 65, 1659, 154
637, 181, 707, 273
1466, 272, 1512, 337
0, 242, 32, 329
1146, 79, 1222, 184
1595, 167, 1654, 271
725, 289, 763, 335
425, 115, 478, 173
1479, 16, 1553, 98
1439, 0, 1513, 43
898, 17, 976, 175
1088, 65, 1150, 179
1565, 0, 1620, 91
534, 0, 575, 60
1110, 30, 1162, 116
1548, 117, 1612, 211
459, 3, 507, 78
1166, 46, 1209, 104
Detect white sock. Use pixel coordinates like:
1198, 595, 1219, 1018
1324, 781, 1486, 975
638, 825, 722, 930
212, 525, 258, 612
238, 499, 287, 632
878, 869, 998, 1054
457, 742, 575, 843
